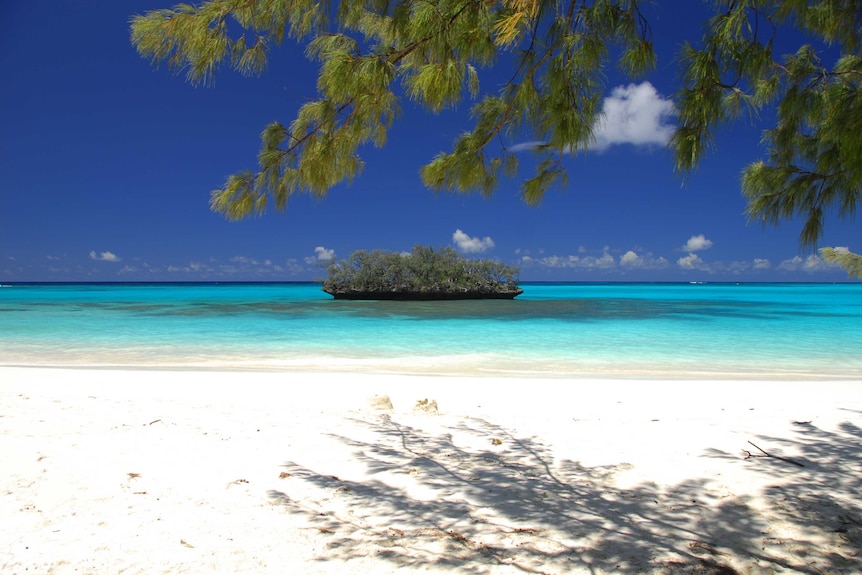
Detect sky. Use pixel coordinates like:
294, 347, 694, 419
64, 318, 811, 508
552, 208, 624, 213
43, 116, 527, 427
1, 1, 858, 282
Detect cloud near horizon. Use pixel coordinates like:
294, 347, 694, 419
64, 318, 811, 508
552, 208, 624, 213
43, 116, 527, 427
677, 253, 707, 270
305, 246, 335, 264
520, 252, 616, 270
520, 248, 673, 272
778, 254, 840, 273
167, 261, 212, 273
619, 250, 670, 269
452, 229, 494, 253
89, 250, 120, 262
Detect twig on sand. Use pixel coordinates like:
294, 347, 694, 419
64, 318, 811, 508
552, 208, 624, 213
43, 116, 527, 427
743, 441, 805, 468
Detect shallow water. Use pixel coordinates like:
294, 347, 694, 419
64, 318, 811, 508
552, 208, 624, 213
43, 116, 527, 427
1, 282, 860, 378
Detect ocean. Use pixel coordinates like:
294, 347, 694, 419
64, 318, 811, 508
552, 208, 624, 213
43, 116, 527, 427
1, 282, 860, 379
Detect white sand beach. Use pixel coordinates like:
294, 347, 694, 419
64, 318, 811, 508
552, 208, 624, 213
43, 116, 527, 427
2, 366, 861, 574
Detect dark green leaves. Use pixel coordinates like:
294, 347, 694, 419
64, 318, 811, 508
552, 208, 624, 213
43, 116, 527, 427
322, 245, 521, 296
133, 0, 656, 215
671, 0, 862, 274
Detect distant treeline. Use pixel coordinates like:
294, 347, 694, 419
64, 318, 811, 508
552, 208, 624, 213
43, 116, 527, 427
322, 246, 522, 300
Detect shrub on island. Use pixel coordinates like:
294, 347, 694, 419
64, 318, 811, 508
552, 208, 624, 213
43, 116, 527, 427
322, 246, 523, 300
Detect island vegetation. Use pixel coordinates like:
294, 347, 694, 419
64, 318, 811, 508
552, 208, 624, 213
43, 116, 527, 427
322, 246, 522, 300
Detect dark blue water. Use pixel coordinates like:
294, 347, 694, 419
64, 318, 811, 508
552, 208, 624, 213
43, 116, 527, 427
1, 282, 860, 378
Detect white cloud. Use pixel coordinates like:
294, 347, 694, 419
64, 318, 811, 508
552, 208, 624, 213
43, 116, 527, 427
508, 82, 675, 153
518, 247, 671, 272
592, 82, 676, 151
677, 253, 707, 270
315, 246, 335, 260
619, 250, 670, 269
753, 258, 771, 270
283, 258, 307, 275
724, 260, 757, 274
305, 246, 335, 264
778, 256, 803, 272
592, 252, 617, 268
167, 261, 214, 274
681, 234, 713, 252
520, 252, 616, 270
452, 229, 495, 253
89, 250, 120, 262
778, 254, 840, 273
230, 256, 258, 265
620, 250, 641, 266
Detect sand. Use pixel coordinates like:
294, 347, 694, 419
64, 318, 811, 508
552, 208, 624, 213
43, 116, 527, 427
1, 366, 861, 574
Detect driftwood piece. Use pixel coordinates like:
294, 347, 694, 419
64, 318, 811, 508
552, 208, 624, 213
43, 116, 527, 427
743, 441, 805, 468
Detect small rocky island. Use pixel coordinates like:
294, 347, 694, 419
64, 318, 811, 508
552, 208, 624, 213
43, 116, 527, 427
322, 246, 523, 300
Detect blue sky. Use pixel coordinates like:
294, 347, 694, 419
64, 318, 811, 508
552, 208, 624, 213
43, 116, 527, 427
1, 1, 858, 282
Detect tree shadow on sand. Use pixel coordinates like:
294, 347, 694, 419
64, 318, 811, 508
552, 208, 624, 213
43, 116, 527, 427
269, 412, 862, 574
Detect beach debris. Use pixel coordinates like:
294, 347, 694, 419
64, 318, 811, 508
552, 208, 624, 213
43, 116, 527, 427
743, 441, 805, 468
446, 529, 468, 543
226, 478, 250, 488
302, 526, 334, 534
369, 395, 394, 411
180, 539, 195, 548
491, 437, 503, 446
507, 527, 539, 535
414, 398, 438, 414
278, 471, 291, 479
127, 472, 141, 480
658, 559, 740, 574
688, 540, 727, 556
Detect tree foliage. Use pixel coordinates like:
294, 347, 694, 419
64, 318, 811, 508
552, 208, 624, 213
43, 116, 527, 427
131, 0, 862, 276
131, 0, 655, 213
670, 0, 861, 275
322, 246, 522, 298
820, 247, 862, 278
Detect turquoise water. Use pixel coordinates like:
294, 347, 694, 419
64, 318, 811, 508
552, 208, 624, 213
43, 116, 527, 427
1, 282, 860, 378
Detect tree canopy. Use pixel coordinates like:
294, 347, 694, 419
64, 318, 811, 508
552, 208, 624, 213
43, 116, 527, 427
131, 0, 862, 276
321, 246, 522, 299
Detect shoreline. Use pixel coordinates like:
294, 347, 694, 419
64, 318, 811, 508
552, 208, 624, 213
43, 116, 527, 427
3, 366, 862, 574
3, 360, 860, 381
